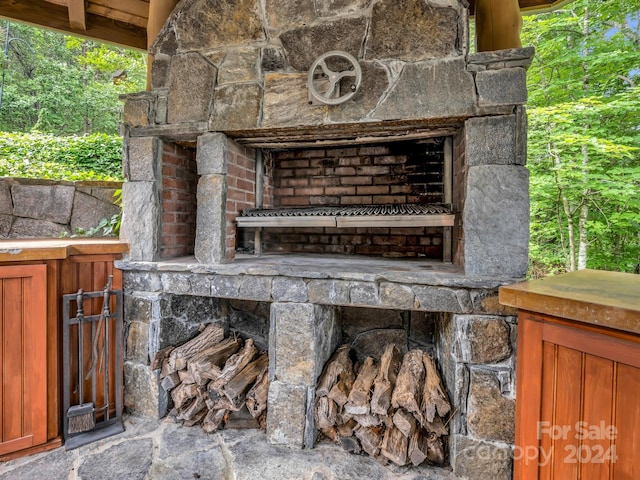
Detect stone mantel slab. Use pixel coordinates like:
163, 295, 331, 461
117, 255, 522, 313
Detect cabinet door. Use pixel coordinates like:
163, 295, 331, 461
515, 313, 640, 479
0, 265, 47, 455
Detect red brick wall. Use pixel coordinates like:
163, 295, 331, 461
161, 142, 197, 259
260, 141, 446, 258
225, 141, 256, 260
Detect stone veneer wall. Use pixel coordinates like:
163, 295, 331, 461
120, 0, 534, 275
119, 267, 519, 478
0, 177, 121, 238
117, 1, 536, 478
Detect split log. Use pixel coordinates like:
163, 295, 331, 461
393, 408, 417, 438
344, 356, 378, 416
370, 344, 402, 415
408, 431, 429, 467
391, 350, 425, 421
183, 409, 207, 427
327, 376, 352, 408
160, 371, 180, 392
160, 358, 174, 378
221, 353, 269, 408
171, 383, 199, 410
316, 345, 353, 397
245, 366, 269, 420
177, 393, 207, 421
355, 425, 383, 458
178, 369, 196, 385
202, 409, 227, 433
336, 418, 358, 438
380, 425, 408, 466
187, 337, 243, 385
315, 396, 339, 431
424, 414, 448, 437
208, 395, 238, 412
168, 324, 226, 371
427, 433, 446, 466
208, 339, 258, 391
320, 426, 339, 443
351, 413, 381, 428
152, 345, 175, 371
421, 353, 451, 423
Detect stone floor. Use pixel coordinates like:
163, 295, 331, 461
0, 415, 461, 480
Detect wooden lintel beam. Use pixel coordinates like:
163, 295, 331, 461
68, 0, 86, 31
0, 0, 147, 50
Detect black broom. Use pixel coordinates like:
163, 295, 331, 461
67, 290, 96, 434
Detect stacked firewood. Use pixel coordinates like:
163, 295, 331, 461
315, 344, 451, 467
152, 323, 269, 433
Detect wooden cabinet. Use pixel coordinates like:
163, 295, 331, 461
0, 240, 127, 460
500, 270, 640, 480
0, 265, 48, 456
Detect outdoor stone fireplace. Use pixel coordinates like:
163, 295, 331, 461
117, 0, 532, 477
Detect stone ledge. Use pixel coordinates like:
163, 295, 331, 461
118, 257, 523, 311
468, 46, 535, 70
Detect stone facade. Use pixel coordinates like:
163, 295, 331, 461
0, 177, 121, 238
117, 1, 534, 477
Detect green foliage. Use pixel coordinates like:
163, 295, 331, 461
0, 131, 123, 180
523, 0, 640, 274
0, 22, 146, 135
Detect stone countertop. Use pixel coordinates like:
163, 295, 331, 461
0, 238, 129, 262
116, 253, 522, 289
499, 269, 640, 336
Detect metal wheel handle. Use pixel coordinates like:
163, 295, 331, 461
307, 51, 362, 105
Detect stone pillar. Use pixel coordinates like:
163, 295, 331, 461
462, 114, 529, 277
440, 313, 517, 480
267, 302, 341, 448
121, 136, 162, 261
195, 133, 229, 264
123, 292, 168, 418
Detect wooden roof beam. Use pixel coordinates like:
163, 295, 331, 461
68, 0, 87, 31
0, 0, 147, 50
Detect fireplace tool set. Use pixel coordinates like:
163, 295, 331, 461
62, 275, 124, 450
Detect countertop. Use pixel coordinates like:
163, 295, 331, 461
499, 269, 640, 335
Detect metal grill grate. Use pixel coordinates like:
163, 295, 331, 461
241, 203, 451, 218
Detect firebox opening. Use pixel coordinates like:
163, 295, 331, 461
236, 136, 454, 261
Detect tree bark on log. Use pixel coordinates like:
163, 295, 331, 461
371, 344, 402, 415
421, 353, 451, 424
245, 366, 269, 420
317, 345, 354, 397
344, 356, 377, 415
391, 350, 425, 421
168, 324, 225, 371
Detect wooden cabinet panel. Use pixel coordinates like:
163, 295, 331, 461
515, 314, 640, 479
613, 364, 640, 479
0, 265, 47, 456
0, 241, 126, 460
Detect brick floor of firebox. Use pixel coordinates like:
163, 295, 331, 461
0, 415, 462, 480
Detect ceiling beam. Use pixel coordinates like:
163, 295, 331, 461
0, 0, 147, 50
67, 0, 86, 31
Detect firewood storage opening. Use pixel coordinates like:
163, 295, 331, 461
313, 307, 451, 468
236, 136, 455, 261
152, 300, 271, 433
150, 294, 455, 469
